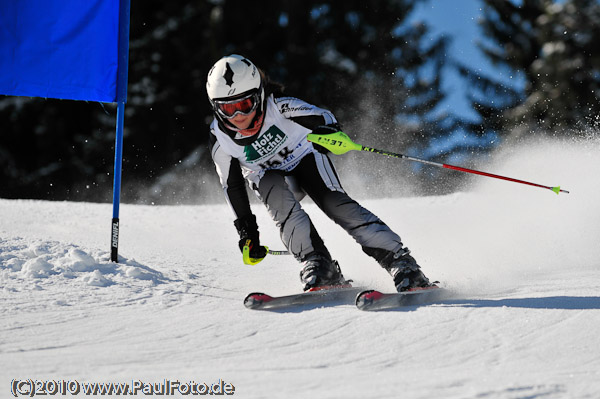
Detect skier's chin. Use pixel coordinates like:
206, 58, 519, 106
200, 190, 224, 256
237, 113, 264, 137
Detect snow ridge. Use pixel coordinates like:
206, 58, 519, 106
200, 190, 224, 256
1, 238, 165, 286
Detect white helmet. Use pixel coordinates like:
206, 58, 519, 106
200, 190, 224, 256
206, 55, 265, 134
206, 54, 261, 101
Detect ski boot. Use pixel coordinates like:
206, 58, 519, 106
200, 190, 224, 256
299, 253, 346, 291
380, 247, 434, 292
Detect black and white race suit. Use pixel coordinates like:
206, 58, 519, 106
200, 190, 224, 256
209, 94, 405, 262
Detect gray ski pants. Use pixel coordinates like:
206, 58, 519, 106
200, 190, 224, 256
256, 151, 404, 263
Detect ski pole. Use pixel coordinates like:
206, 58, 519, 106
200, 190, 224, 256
307, 131, 569, 195
243, 240, 290, 265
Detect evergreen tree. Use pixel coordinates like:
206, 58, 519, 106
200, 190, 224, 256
0, 0, 454, 203
466, 0, 600, 135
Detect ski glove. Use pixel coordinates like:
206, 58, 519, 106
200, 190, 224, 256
234, 214, 268, 261
311, 124, 342, 154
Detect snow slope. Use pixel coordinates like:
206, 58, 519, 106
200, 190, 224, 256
1, 136, 599, 399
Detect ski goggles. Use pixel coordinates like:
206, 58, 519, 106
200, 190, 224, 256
213, 91, 260, 119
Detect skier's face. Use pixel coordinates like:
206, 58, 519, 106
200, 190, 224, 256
229, 110, 257, 130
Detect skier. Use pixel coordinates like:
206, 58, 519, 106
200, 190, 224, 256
206, 54, 434, 292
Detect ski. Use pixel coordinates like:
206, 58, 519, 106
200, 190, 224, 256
355, 286, 445, 311
244, 283, 360, 310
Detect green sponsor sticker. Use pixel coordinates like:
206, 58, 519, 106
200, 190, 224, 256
244, 126, 287, 162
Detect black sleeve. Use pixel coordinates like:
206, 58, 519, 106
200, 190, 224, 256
289, 115, 333, 130
209, 130, 253, 221
225, 158, 253, 221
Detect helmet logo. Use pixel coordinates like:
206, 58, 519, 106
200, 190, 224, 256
223, 62, 235, 87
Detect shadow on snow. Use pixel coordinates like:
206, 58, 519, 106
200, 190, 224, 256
442, 296, 600, 311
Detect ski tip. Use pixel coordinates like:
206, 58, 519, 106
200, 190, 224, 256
243, 292, 272, 309
355, 290, 383, 310
356, 285, 443, 311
